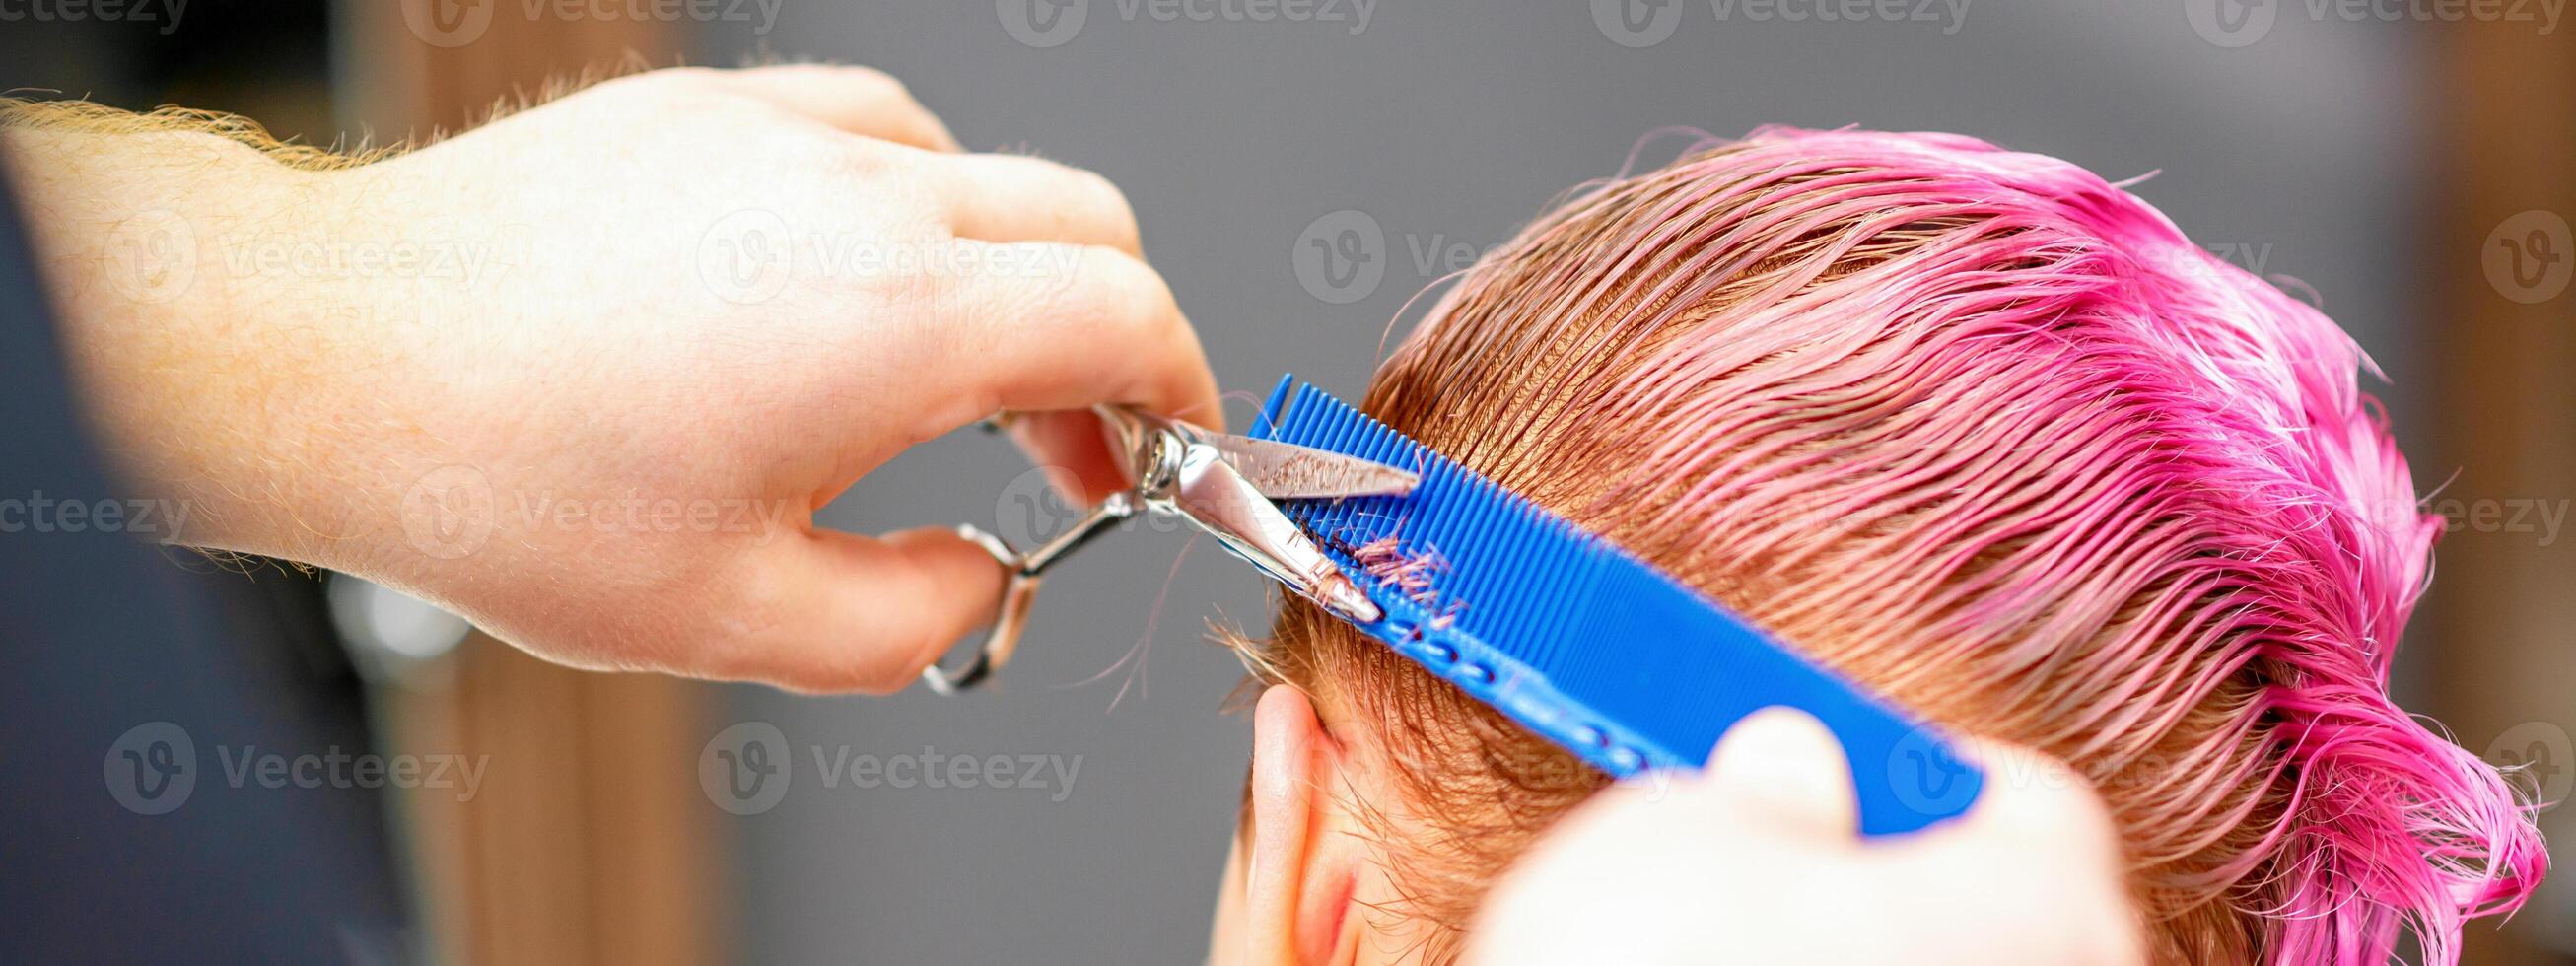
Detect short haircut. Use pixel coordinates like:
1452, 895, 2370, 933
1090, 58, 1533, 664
1247, 127, 2545, 965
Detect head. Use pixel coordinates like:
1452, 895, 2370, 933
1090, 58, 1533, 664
1206, 128, 2545, 965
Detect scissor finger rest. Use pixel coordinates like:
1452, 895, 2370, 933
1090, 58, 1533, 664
920, 492, 1138, 694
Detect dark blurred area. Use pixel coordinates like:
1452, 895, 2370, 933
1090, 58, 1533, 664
1, 2, 2568, 963
1, 0, 335, 142
1, 0, 410, 961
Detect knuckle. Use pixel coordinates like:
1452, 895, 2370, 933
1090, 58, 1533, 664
836, 64, 910, 100
1093, 247, 1167, 310
1073, 166, 1134, 217
632, 66, 727, 97
1016, 160, 1137, 247
883, 238, 972, 310
832, 138, 919, 189
774, 62, 910, 102
1077, 168, 1142, 248
1051, 249, 1145, 334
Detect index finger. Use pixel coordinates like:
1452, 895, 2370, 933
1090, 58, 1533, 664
706, 64, 962, 152
905, 241, 1223, 442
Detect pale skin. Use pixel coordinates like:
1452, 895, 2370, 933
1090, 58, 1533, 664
6, 64, 2137, 960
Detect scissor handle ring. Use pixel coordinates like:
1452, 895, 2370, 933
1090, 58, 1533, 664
919, 525, 1039, 695
920, 492, 1140, 694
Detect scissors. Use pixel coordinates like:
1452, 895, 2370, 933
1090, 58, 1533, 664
922, 405, 1421, 694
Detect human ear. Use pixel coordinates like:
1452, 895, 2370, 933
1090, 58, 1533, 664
1243, 684, 1360, 966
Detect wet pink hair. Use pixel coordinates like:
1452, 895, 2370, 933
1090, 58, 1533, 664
1253, 127, 2546, 964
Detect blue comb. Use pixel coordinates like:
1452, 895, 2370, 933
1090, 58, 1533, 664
1251, 375, 1983, 836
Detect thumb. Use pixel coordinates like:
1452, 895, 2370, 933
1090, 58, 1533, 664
1950, 739, 2127, 871
1703, 707, 1860, 840
733, 525, 1006, 694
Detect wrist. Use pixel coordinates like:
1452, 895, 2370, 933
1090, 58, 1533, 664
5, 123, 394, 569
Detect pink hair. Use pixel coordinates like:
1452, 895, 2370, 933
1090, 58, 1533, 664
1268, 127, 2547, 964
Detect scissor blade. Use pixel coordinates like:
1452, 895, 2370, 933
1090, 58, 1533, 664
1205, 434, 1420, 500
1170, 448, 1382, 622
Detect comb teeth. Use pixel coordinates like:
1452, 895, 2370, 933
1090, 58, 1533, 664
1252, 376, 1984, 836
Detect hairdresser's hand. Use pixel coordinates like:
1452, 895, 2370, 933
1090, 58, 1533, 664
1467, 709, 2145, 966
6, 65, 1217, 692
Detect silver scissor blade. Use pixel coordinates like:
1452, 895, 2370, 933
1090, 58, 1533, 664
1169, 447, 1381, 623
1204, 435, 1420, 500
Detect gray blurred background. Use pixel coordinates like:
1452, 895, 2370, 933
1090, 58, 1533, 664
6, 1, 2568, 962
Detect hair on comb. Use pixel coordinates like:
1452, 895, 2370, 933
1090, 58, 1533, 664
1254, 374, 1984, 836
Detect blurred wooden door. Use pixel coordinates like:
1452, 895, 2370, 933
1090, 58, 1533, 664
2429, 15, 2576, 966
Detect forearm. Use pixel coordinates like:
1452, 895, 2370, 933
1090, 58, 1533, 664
3, 113, 385, 569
